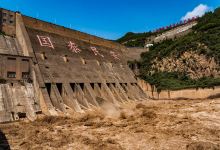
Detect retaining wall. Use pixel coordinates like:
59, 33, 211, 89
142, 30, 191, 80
138, 79, 220, 100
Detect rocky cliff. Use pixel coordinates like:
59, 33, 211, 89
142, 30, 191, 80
151, 51, 219, 79
138, 7, 220, 90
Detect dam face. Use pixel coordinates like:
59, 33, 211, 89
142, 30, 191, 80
0, 8, 147, 122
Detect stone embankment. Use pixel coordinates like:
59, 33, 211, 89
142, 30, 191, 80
138, 79, 220, 100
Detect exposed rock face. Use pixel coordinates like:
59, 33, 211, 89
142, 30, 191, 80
151, 51, 220, 79
153, 22, 197, 43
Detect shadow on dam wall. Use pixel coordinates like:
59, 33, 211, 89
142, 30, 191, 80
0, 130, 10, 150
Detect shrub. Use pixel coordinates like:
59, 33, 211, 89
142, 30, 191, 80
137, 7, 220, 90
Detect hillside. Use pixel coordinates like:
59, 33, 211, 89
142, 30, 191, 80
138, 8, 220, 90
117, 19, 197, 47
117, 32, 153, 47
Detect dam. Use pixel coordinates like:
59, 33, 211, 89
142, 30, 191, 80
0, 8, 147, 122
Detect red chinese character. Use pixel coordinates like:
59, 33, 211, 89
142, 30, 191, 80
110, 51, 120, 60
67, 41, 81, 53
37, 35, 54, 49
90, 47, 104, 58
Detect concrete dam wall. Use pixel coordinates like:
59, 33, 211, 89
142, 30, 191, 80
0, 35, 23, 56
0, 9, 147, 122
0, 83, 40, 122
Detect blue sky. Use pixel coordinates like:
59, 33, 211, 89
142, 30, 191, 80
0, 0, 220, 40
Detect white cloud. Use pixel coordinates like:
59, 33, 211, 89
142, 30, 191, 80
181, 4, 210, 20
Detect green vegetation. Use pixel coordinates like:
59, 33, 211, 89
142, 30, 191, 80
116, 32, 153, 47
0, 31, 5, 36
138, 7, 220, 90
141, 72, 220, 91
116, 22, 189, 47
